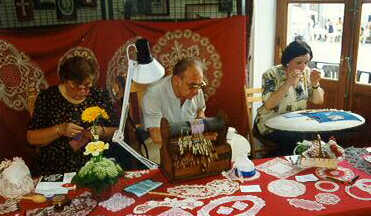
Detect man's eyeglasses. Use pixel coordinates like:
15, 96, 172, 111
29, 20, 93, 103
187, 81, 207, 90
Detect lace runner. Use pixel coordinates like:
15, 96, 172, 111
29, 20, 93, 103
344, 147, 371, 175
167, 179, 239, 200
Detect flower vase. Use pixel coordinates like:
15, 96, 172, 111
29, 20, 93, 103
91, 185, 114, 202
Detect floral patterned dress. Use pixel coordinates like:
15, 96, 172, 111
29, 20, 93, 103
255, 65, 314, 135
29, 86, 118, 176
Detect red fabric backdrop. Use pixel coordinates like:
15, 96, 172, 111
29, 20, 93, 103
0, 16, 248, 167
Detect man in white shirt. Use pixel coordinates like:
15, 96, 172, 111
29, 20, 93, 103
142, 58, 206, 162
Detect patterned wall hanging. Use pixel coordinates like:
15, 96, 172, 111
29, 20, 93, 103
15, 0, 34, 21
56, 0, 77, 20
105, 36, 142, 103
152, 29, 223, 101
0, 40, 48, 111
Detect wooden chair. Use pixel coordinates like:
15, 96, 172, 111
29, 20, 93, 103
244, 86, 278, 158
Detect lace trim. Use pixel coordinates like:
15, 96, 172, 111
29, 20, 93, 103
167, 179, 239, 200
133, 198, 203, 214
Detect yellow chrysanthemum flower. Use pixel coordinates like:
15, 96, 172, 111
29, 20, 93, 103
84, 141, 109, 156
81, 106, 109, 123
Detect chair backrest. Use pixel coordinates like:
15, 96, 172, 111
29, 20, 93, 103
244, 86, 278, 158
244, 86, 262, 155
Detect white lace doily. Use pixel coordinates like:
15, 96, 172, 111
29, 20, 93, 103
197, 195, 265, 216
158, 208, 193, 216
133, 198, 203, 214
167, 179, 239, 200
314, 180, 339, 193
268, 179, 306, 197
315, 193, 340, 205
287, 198, 326, 211
345, 178, 371, 201
315, 166, 355, 181
222, 168, 260, 183
0, 199, 18, 215
124, 170, 150, 179
256, 157, 304, 179
98, 193, 135, 212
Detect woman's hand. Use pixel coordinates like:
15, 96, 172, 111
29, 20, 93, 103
310, 69, 321, 86
60, 123, 84, 138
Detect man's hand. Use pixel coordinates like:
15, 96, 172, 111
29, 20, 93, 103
148, 127, 163, 146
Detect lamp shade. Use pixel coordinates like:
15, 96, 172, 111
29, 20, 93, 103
131, 59, 165, 84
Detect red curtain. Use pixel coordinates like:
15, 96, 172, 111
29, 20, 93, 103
0, 16, 248, 166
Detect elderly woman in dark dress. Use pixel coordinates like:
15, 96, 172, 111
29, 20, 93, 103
27, 56, 118, 176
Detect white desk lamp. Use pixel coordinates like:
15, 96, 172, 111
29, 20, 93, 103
112, 38, 165, 169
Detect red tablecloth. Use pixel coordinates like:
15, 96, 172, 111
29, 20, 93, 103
2, 158, 370, 216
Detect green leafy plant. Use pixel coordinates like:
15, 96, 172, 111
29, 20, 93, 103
72, 141, 123, 193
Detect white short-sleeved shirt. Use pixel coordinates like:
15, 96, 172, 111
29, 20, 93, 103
142, 75, 206, 129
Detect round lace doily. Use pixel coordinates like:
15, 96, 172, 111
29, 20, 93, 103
345, 178, 371, 201
315, 193, 340, 205
268, 179, 306, 197
314, 181, 339, 193
315, 166, 355, 181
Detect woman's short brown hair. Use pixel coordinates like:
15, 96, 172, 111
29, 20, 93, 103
59, 56, 96, 84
